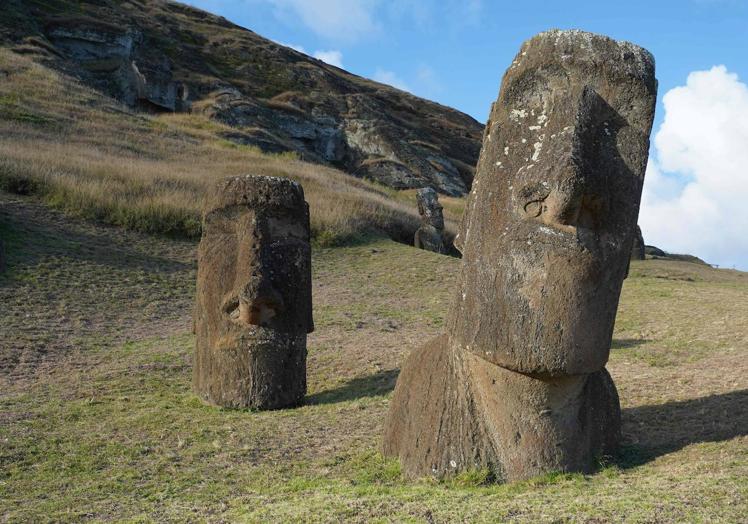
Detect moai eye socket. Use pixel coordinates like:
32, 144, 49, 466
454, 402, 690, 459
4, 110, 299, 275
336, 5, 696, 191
523, 199, 545, 218
518, 183, 550, 220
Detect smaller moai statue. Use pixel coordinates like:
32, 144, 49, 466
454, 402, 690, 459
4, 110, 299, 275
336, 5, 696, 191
193, 175, 313, 410
414, 187, 446, 254
631, 225, 645, 260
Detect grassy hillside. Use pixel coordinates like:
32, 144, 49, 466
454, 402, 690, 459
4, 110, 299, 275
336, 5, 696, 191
0, 0, 483, 194
0, 47, 464, 246
1, 193, 746, 522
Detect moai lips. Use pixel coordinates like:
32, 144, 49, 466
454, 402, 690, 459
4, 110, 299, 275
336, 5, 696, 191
193, 175, 313, 409
383, 30, 657, 482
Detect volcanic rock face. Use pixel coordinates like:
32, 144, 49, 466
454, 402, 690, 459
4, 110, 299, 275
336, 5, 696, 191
45, 21, 189, 112
193, 175, 313, 409
414, 188, 446, 254
383, 30, 657, 481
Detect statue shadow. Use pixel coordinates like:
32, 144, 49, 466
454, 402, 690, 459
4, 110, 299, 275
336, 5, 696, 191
618, 389, 748, 468
306, 369, 398, 405
610, 338, 650, 349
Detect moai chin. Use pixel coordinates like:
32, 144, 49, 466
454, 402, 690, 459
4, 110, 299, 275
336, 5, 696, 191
414, 187, 446, 254
383, 30, 657, 482
193, 175, 313, 410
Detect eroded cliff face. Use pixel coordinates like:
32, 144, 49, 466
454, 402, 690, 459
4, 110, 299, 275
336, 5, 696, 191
43, 20, 190, 113
1, 0, 482, 195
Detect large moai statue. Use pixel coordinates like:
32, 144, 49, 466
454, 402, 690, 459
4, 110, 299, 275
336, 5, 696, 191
414, 187, 446, 254
193, 175, 313, 410
383, 30, 657, 481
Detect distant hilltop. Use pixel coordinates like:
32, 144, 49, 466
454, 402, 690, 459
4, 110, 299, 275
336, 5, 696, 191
0, 0, 482, 195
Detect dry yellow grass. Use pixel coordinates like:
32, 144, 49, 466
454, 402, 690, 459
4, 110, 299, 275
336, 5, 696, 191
0, 48, 458, 244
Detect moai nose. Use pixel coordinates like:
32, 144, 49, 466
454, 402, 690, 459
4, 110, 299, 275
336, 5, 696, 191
543, 187, 583, 229
238, 296, 281, 326
542, 187, 603, 232
239, 278, 284, 327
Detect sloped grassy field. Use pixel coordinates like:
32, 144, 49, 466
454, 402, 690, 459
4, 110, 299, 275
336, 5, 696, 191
1, 193, 746, 523
0, 48, 466, 246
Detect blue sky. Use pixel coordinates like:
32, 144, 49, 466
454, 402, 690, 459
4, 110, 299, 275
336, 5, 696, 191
185, 0, 748, 269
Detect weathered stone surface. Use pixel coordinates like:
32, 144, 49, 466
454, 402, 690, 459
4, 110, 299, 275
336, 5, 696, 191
414, 187, 446, 254
383, 336, 620, 479
193, 175, 313, 409
46, 21, 189, 112
450, 30, 657, 377
631, 225, 645, 260
384, 30, 656, 482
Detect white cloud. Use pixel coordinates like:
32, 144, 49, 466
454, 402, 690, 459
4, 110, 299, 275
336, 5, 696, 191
278, 41, 306, 53
447, 0, 482, 27
312, 49, 343, 68
373, 68, 410, 92
640, 65, 748, 269
415, 64, 442, 97
277, 43, 343, 68
267, 0, 380, 41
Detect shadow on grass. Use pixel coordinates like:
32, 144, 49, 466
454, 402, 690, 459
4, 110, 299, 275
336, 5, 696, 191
306, 369, 398, 405
0, 194, 192, 277
611, 338, 650, 349
309, 367, 747, 473
618, 389, 748, 468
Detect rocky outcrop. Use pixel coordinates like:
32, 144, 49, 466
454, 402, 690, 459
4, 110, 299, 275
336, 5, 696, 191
645, 245, 709, 265
202, 84, 476, 195
383, 30, 657, 482
645, 245, 667, 257
193, 175, 313, 409
44, 19, 189, 112
2, 1, 482, 194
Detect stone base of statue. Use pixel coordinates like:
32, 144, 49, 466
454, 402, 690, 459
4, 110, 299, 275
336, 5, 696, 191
382, 335, 620, 481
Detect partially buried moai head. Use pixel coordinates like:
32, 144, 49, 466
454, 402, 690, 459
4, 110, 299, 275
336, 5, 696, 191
198, 175, 313, 348
416, 187, 444, 230
449, 31, 657, 376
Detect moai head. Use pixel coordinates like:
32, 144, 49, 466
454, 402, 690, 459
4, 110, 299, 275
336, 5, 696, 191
416, 187, 445, 230
449, 31, 657, 376
194, 175, 312, 408
198, 175, 313, 340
